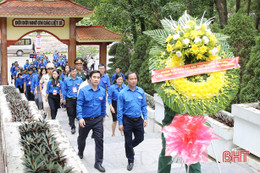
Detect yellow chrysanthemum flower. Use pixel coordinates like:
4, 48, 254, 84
166, 34, 173, 42
184, 33, 189, 38
200, 46, 207, 54
166, 44, 174, 52
201, 24, 207, 31
191, 44, 199, 54
175, 40, 182, 48
187, 21, 195, 26
196, 54, 203, 60
209, 34, 217, 45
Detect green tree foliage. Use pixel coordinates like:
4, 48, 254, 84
239, 36, 260, 103
107, 43, 119, 75
138, 40, 156, 95
129, 35, 151, 74
223, 11, 258, 103
76, 46, 98, 59
223, 12, 257, 73
107, 36, 133, 77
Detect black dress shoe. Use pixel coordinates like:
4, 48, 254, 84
94, 164, 105, 172
127, 162, 134, 171
71, 128, 76, 134
78, 152, 83, 159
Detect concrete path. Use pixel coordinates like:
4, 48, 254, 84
56, 107, 259, 173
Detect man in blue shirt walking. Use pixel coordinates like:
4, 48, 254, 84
24, 60, 30, 70
63, 67, 83, 134
117, 71, 148, 171
98, 64, 110, 92
77, 70, 106, 172
111, 66, 125, 84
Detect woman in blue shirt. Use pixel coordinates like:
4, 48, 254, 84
46, 70, 64, 119
108, 73, 126, 136
61, 65, 70, 81
16, 73, 24, 93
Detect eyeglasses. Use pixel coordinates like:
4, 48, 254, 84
47, 68, 54, 70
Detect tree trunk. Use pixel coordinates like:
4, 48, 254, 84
214, 0, 228, 29
247, 0, 251, 15
209, 0, 214, 18
188, 0, 192, 15
236, 0, 240, 12
139, 0, 146, 33
256, 0, 260, 30
128, 0, 137, 43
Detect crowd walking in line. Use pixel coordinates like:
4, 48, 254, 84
10, 51, 148, 172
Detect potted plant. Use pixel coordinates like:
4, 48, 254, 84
206, 110, 237, 162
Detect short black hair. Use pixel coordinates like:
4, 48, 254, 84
113, 73, 124, 84
115, 66, 121, 69
69, 66, 77, 72
28, 68, 33, 72
89, 70, 101, 78
98, 64, 105, 68
125, 71, 138, 80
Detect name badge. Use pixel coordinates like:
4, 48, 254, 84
53, 90, 57, 95
28, 81, 31, 85
73, 87, 77, 93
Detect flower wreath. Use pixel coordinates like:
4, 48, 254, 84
144, 12, 239, 115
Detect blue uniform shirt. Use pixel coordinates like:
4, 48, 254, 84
38, 62, 45, 68
24, 63, 30, 70
108, 83, 126, 104
99, 73, 110, 91
12, 70, 20, 78
46, 79, 64, 95
63, 77, 83, 100
31, 74, 39, 92
117, 86, 147, 125
77, 84, 106, 120
33, 61, 38, 68
24, 74, 34, 87
61, 73, 68, 81
111, 72, 125, 83
16, 78, 24, 87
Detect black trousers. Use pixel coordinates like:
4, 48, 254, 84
48, 93, 60, 119
123, 116, 144, 163
17, 85, 23, 93
111, 100, 117, 122
77, 116, 104, 164
66, 97, 77, 129
26, 86, 34, 101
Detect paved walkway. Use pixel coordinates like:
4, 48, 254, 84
56, 107, 259, 173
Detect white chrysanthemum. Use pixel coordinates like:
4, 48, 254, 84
176, 51, 182, 57
182, 38, 190, 45
211, 47, 218, 56
185, 25, 191, 29
195, 25, 201, 30
194, 37, 201, 44
203, 36, 209, 44
173, 34, 180, 40
205, 29, 212, 35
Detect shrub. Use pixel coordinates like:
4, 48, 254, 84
107, 36, 133, 77
223, 11, 258, 103
239, 36, 260, 103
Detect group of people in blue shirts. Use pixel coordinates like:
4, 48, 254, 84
12, 56, 148, 172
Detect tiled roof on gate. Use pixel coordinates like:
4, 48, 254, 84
76, 25, 123, 42
0, 0, 93, 17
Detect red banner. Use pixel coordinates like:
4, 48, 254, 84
152, 57, 239, 83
